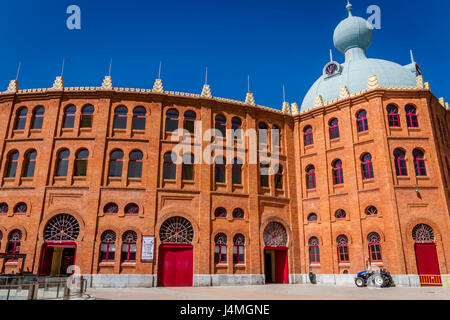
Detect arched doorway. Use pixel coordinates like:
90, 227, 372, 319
263, 222, 289, 284
157, 217, 194, 287
39, 214, 80, 276
413, 224, 442, 286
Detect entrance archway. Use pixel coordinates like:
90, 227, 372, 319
157, 217, 194, 287
263, 222, 289, 284
413, 224, 442, 286
39, 214, 80, 276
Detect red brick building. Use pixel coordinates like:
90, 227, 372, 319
0, 3, 448, 287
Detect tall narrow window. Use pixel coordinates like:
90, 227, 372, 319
260, 162, 269, 187
63, 105, 76, 128
128, 150, 143, 178
15, 107, 28, 130
163, 152, 176, 180
100, 231, 116, 262
309, 237, 320, 264
214, 156, 225, 183
387, 105, 400, 127
31, 106, 45, 130
108, 150, 124, 177
215, 115, 227, 137
258, 122, 268, 145
272, 125, 280, 148
394, 149, 408, 176
165, 109, 179, 132
121, 231, 137, 262
7, 230, 22, 257
356, 110, 368, 132
329, 118, 340, 139
413, 149, 427, 176
337, 235, 349, 263
333, 160, 344, 185
306, 165, 316, 189
23, 150, 37, 178
304, 126, 313, 146
6, 151, 19, 178
275, 164, 283, 189
183, 111, 196, 134
361, 153, 374, 179
132, 107, 146, 130
214, 233, 227, 264
113, 106, 128, 129
405, 105, 418, 128
182, 153, 195, 181
231, 117, 242, 140
368, 233, 382, 262
233, 234, 245, 264
80, 105, 94, 128
74, 149, 89, 177
232, 158, 242, 185
56, 149, 70, 177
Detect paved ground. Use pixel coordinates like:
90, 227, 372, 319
86, 284, 450, 300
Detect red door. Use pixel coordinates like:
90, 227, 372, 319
415, 243, 442, 286
274, 250, 289, 284
158, 244, 193, 287
39, 245, 54, 276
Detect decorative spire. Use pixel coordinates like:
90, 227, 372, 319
52, 76, 64, 90
410, 50, 415, 63
367, 74, 380, 89
282, 101, 291, 115
201, 84, 212, 98
439, 98, 445, 107
346, 0, 353, 17
291, 102, 300, 116
152, 78, 163, 93
339, 85, 350, 99
6, 80, 18, 93
245, 91, 255, 105
101, 76, 113, 90
314, 95, 324, 107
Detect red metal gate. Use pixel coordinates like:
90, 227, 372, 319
415, 243, 442, 287
157, 244, 193, 287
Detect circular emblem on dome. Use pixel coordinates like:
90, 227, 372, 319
323, 62, 341, 77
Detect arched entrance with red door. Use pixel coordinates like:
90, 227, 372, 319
39, 214, 80, 276
157, 217, 194, 287
413, 224, 442, 287
263, 222, 289, 284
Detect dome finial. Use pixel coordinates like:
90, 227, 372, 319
346, 0, 353, 16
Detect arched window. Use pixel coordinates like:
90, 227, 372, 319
337, 235, 349, 263
103, 203, 118, 214
108, 150, 124, 177
183, 111, 196, 134
387, 105, 400, 127
356, 110, 368, 132
215, 115, 227, 137
272, 125, 280, 147
365, 206, 378, 216
128, 150, 143, 178
412, 224, 434, 243
361, 153, 374, 180
80, 105, 94, 128
394, 149, 408, 176
306, 165, 316, 189
232, 158, 242, 185
405, 105, 418, 128
214, 156, 225, 183
0, 203, 8, 215
100, 231, 116, 262
113, 106, 128, 129
368, 233, 382, 262
23, 150, 37, 178
56, 149, 70, 177
214, 207, 227, 218
231, 117, 242, 140
304, 126, 313, 146
14, 203, 27, 214
335, 209, 346, 220
124, 203, 139, 215
74, 149, 89, 177
333, 160, 344, 185
307, 213, 318, 222
165, 109, 179, 132
163, 152, 176, 180
63, 105, 76, 128
329, 118, 340, 140
132, 107, 146, 130
31, 106, 45, 130
6, 151, 19, 178
7, 230, 22, 257
232, 208, 244, 219
182, 153, 195, 181
214, 233, 227, 264
413, 149, 427, 176
260, 162, 269, 187
258, 122, 268, 144
233, 234, 245, 264
309, 237, 320, 263
15, 107, 28, 130
274, 164, 283, 189
121, 231, 137, 262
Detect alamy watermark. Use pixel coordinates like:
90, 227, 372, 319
66, 5, 81, 30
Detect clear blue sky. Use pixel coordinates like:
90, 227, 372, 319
0, 0, 449, 110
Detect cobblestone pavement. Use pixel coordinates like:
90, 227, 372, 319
86, 284, 450, 300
